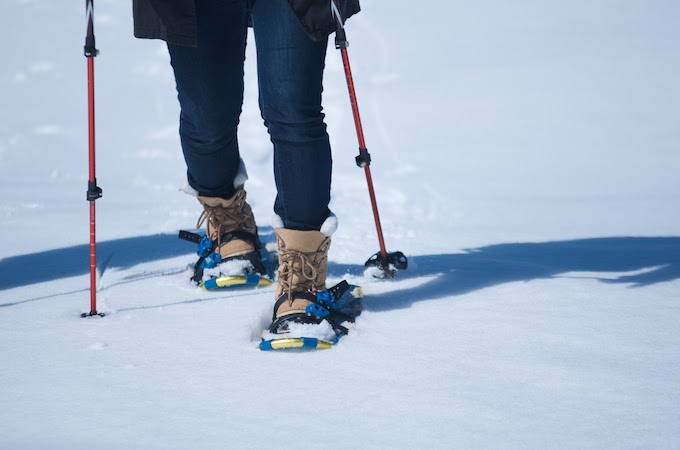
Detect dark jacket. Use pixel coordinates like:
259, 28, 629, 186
132, 0, 361, 46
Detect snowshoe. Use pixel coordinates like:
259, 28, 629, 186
260, 280, 363, 351
178, 229, 272, 290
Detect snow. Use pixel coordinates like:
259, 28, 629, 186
202, 259, 255, 280
2, 0, 680, 448
262, 320, 338, 343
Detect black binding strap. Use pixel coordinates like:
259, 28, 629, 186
216, 230, 261, 251
180, 229, 266, 283
270, 291, 351, 336
178, 230, 202, 244
178, 229, 261, 251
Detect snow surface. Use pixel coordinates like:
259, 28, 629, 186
2, 0, 680, 448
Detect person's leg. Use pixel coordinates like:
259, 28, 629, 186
251, 0, 332, 231
251, 0, 338, 330
167, 0, 249, 199
168, 0, 264, 278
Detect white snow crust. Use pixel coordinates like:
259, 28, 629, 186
1, 0, 680, 449
261, 320, 338, 343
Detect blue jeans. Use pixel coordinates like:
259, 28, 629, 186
167, 0, 332, 231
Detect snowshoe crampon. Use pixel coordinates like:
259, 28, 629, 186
260, 281, 363, 351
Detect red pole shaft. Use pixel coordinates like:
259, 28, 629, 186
87, 57, 98, 315
88, 59, 96, 181
363, 166, 388, 258
90, 204, 97, 314
340, 47, 388, 259
341, 48, 367, 149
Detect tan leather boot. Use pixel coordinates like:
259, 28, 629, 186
263, 215, 365, 345
274, 228, 331, 319
196, 186, 259, 259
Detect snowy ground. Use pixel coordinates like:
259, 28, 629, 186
2, 1, 680, 448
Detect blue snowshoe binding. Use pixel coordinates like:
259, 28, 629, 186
178, 229, 272, 290
260, 280, 363, 351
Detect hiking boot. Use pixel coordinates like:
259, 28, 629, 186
264, 214, 363, 341
194, 186, 265, 278
265, 215, 336, 330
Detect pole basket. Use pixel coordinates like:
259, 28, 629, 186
365, 251, 408, 279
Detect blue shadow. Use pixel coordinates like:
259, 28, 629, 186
1, 235, 678, 313
0, 227, 277, 293
347, 237, 680, 312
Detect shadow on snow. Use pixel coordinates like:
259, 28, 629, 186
1, 234, 679, 311
353, 237, 680, 312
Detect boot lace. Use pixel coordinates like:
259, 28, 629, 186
277, 239, 330, 300
196, 190, 252, 247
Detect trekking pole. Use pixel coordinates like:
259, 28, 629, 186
82, 0, 104, 317
331, 1, 407, 278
